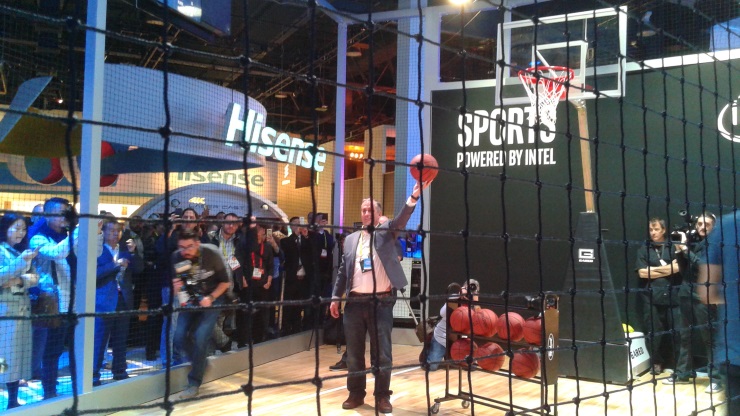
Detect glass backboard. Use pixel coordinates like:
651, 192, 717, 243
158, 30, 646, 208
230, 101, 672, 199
495, 6, 627, 106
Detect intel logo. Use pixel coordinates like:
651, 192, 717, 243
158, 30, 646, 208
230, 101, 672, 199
718, 96, 740, 143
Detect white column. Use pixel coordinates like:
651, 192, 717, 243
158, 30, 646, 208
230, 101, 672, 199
76, 0, 106, 393
394, 0, 426, 222
333, 22, 347, 229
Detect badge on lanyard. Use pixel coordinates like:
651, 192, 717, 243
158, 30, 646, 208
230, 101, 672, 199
361, 256, 373, 272
228, 255, 241, 271
321, 249, 328, 258
252, 268, 263, 279
659, 259, 667, 266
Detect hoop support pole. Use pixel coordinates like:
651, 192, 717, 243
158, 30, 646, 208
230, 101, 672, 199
570, 98, 595, 213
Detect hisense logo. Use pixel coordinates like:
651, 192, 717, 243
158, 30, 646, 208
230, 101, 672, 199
718, 96, 740, 143
224, 103, 327, 172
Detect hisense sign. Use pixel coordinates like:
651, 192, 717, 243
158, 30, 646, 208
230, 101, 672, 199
224, 103, 328, 172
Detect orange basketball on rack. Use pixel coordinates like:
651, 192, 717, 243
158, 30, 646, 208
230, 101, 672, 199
449, 338, 477, 367
523, 316, 543, 345
496, 312, 525, 341
474, 342, 505, 372
409, 153, 439, 182
450, 305, 473, 334
511, 348, 540, 378
472, 308, 498, 337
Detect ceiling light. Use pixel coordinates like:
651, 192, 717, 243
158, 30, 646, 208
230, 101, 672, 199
449, 0, 472, 5
275, 92, 288, 99
315, 104, 328, 112
346, 49, 362, 58
178, 1, 202, 18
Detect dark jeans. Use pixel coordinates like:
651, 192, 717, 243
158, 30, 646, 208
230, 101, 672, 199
342, 294, 395, 399
725, 363, 740, 415
144, 275, 163, 357
675, 295, 714, 378
713, 304, 739, 414
641, 294, 683, 368
32, 326, 47, 378
160, 286, 182, 367
40, 322, 73, 399
93, 294, 130, 382
173, 299, 222, 387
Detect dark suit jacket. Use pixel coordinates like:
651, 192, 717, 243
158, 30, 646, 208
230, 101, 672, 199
280, 233, 315, 283
332, 202, 416, 297
308, 230, 335, 275
96, 243, 144, 312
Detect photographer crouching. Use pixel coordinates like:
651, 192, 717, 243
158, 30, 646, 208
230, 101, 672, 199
666, 212, 722, 393
171, 229, 231, 400
424, 280, 480, 371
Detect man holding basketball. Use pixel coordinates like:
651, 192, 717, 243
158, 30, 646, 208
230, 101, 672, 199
330, 179, 431, 413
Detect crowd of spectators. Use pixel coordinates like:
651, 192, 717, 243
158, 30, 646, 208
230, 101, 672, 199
0, 201, 336, 407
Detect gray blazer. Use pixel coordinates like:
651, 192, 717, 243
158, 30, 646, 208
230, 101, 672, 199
333, 202, 416, 297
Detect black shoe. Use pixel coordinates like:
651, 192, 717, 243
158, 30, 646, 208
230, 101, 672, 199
113, 374, 130, 381
146, 351, 158, 361
219, 342, 232, 353
92, 380, 101, 387
662, 375, 691, 385
329, 360, 348, 371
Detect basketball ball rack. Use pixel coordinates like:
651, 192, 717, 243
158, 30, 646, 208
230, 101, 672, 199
431, 294, 560, 415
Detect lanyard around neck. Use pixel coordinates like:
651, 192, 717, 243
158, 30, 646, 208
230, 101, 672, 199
251, 242, 264, 269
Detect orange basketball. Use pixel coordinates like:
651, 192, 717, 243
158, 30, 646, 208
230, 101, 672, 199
496, 312, 525, 341
409, 153, 439, 182
511, 348, 540, 378
472, 308, 498, 337
450, 338, 477, 367
523, 316, 543, 345
450, 305, 473, 334
474, 342, 505, 372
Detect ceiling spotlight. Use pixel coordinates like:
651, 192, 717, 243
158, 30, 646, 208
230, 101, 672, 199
315, 104, 328, 112
275, 92, 288, 99
346, 49, 362, 58
178, 1, 202, 18
449, 0, 472, 5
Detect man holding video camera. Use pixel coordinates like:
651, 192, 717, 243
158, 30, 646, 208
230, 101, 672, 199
171, 229, 231, 400
668, 212, 722, 392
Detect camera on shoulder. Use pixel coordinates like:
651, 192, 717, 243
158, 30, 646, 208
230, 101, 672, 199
670, 210, 700, 243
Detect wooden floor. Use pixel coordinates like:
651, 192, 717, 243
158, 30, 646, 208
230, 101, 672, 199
111, 344, 726, 416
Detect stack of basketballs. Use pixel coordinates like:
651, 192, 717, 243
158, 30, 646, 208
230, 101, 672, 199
448, 307, 543, 378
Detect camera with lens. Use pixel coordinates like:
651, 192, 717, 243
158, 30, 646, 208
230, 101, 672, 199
62, 206, 78, 231
670, 210, 701, 244
466, 282, 478, 297
461, 280, 479, 300
174, 260, 197, 306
